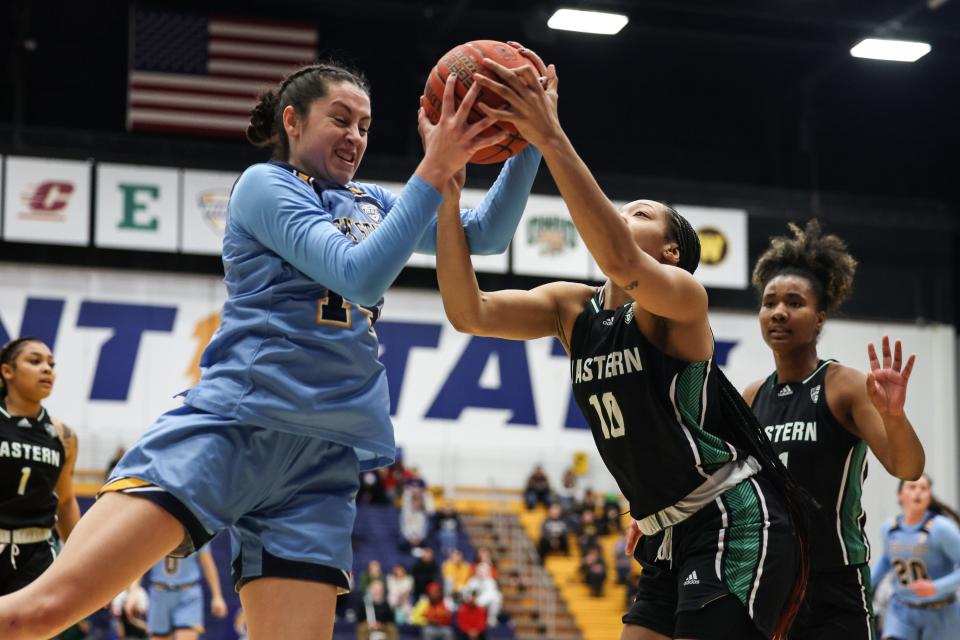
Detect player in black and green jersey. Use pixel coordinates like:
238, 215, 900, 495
743, 221, 925, 640
436, 54, 816, 640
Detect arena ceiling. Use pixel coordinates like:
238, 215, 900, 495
2, 0, 959, 213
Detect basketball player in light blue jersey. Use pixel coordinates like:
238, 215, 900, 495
0, 50, 550, 640
142, 545, 227, 640
872, 474, 960, 640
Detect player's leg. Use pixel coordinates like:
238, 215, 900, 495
171, 585, 204, 640
240, 578, 338, 640
0, 492, 183, 639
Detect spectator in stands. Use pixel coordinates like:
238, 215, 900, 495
357, 469, 389, 505
433, 504, 463, 555
404, 466, 428, 493
455, 589, 488, 640
574, 509, 602, 554
401, 491, 430, 550
383, 460, 405, 505
523, 464, 552, 510
556, 467, 580, 512
601, 495, 624, 534
357, 580, 398, 640
359, 560, 386, 597
412, 546, 440, 598
580, 547, 607, 598
471, 546, 499, 579
386, 563, 414, 624
612, 535, 632, 585
462, 563, 502, 627
537, 503, 570, 559
442, 549, 472, 596
411, 582, 454, 640
106, 446, 127, 479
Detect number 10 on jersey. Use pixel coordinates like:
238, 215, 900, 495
588, 392, 625, 439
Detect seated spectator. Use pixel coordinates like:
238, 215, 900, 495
359, 560, 386, 597
404, 466, 429, 493
471, 546, 498, 579
601, 494, 624, 534
575, 509, 602, 554
386, 563, 414, 624
401, 491, 430, 549
538, 503, 570, 559
462, 563, 502, 627
412, 547, 440, 599
442, 549, 472, 596
556, 467, 580, 512
612, 536, 632, 585
455, 589, 488, 640
580, 547, 607, 597
433, 504, 462, 555
358, 468, 389, 504
357, 581, 398, 640
523, 464, 552, 510
411, 582, 454, 640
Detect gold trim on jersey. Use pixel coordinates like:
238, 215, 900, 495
99, 476, 154, 497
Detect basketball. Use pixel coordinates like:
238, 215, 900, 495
423, 40, 531, 164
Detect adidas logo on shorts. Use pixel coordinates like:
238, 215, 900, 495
683, 570, 700, 586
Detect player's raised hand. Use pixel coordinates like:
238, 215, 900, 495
866, 336, 915, 418
473, 54, 560, 148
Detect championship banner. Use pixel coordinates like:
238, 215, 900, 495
1, 262, 955, 559
673, 204, 748, 289
180, 169, 238, 255
95, 163, 180, 252
2, 156, 91, 247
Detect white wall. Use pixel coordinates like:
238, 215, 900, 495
1, 263, 955, 555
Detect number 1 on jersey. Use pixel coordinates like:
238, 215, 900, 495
588, 392, 625, 439
17, 467, 31, 496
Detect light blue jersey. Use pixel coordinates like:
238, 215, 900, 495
873, 512, 960, 606
149, 545, 209, 587
185, 147, 540, 468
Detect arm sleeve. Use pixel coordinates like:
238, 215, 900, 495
233, 165, 442, 307
931, 518, 960, 596
414, 145, 542, 255
871, 524, 893, 588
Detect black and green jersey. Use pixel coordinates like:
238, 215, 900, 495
751, 360, 870, 569
569, 290, 740, 521
0, 404, 64, 530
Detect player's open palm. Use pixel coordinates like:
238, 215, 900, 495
866, 336, 915, 418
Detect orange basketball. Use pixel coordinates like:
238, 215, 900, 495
423, 40, 531, 165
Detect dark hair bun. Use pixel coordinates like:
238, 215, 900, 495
246, 90, 280, 148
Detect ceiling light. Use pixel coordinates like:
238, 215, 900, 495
850, 38, 931, 62
547, 8, 629, 35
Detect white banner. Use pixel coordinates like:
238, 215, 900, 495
180, 169, 237, 255
2, 156, 91, 246
511, 194, 591, 279
95, 163, 179, 251
0, 263, 954, 555
673, 204, 749, 289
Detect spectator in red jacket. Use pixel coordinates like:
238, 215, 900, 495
455, 589, 488, 640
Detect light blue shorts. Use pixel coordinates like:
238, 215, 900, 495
882, 598, 960, 640
103, 404, 360, 593
148, 583, 203, 636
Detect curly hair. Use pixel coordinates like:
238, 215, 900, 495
751, 219, 857, 312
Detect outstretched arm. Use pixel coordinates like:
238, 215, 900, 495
837, 338, 924, 480
473, 59, 707, 325
435, 168, 591, 350
199, 549, 228, 618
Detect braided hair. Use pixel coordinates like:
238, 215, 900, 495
752, 219, 857, 312
247, 61, 371, 161
0, 337, 42, 400
665, 206, 701, 274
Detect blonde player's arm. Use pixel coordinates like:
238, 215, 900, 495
52, 418, 81, 541
436, 169, 592, 352
199, 548, 228, 618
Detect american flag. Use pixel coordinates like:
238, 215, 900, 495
127, 8, 318, 137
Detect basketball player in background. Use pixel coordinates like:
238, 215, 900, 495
129, 545, 227, 640
437, 55, 814, 639
0, 337, 80, 594
744, 221, 926, 639
871, 474, 960, 640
